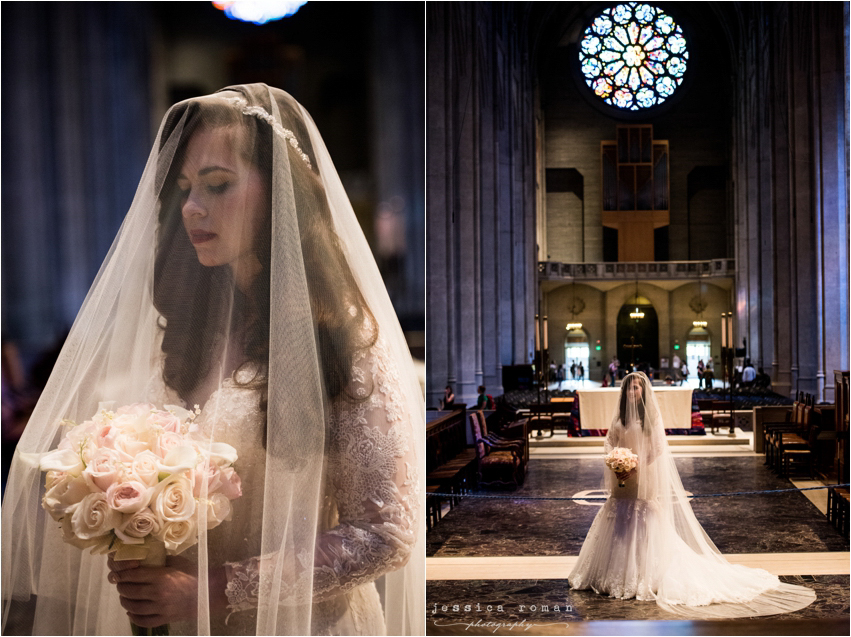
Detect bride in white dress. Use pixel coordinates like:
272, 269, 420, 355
1, 84, 423, 635
569, 372, 815, 618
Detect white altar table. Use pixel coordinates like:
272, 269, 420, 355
576, 387, 694, 430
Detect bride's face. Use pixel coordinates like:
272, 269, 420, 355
627, 378, 644, 401
178, 125, 267, 272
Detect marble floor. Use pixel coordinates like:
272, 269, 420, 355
426, 447, 850, 635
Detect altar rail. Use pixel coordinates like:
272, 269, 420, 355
538, 259, 735, 281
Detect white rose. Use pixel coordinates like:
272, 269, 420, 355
111, 430, 150, 462
115, 509, 161, 544
130, 450, 161, 487
158, 518, 197, 554
71, 492, 119, 539
82, 447, 125, 492
42, 473, 89, 521
152, 475, 195, 522
60, 514, 112, 551
203, 493, 232, 529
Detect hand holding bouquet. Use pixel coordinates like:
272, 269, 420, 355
36, 402, 242, 634
604, 447, 638, 487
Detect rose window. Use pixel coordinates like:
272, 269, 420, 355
579, 3, 689, 111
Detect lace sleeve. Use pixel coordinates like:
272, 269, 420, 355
604, 421, 619, 454
224, 337, 418, 613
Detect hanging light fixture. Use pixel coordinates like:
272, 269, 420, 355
566, 281, 582, 330
629, 279, 643, 320
692, 276, 707, 327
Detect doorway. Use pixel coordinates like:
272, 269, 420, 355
616, 300, 659, 371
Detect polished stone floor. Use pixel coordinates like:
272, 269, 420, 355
427, 457, 849, 557
426, 454, 849, 634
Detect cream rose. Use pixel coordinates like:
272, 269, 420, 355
147, 411, 182, 433
115, 402, 155, 418
203, 493, 232, 529
105, 481, 153, 514
130, 450, 161, 487
154, 431, 185, 460
71, 492, 119, 539
111, 430, 150, 462
158, 518, 197, 554
60, 514, 112, 551
42, 473, 89, 520
115, 509, 161, 544
153, 475, 195, 522
82, 447, 124, 492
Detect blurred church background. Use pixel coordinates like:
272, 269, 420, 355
2, 0, 424, 370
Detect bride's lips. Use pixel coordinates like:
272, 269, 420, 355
189, 230, 217, 244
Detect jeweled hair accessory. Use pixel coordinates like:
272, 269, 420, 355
222, 96, 312, 168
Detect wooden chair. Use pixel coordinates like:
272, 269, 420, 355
828, 487, 849, 536
707, 401, 734, 435
469, 409, 524, 488
769, 402, 813, 473
472, 410, 529, 466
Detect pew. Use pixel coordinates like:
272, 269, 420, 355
426, 408, 477, 528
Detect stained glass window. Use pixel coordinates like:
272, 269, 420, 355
579, 3, 688, 111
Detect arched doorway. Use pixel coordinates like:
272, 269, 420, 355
564, 328, 590, 382
686, 327, 711, 378
617, 298, 659, 371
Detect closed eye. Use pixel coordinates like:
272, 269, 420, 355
207, 182, 230, 195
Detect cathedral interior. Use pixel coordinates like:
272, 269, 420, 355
426, 2, 849, 634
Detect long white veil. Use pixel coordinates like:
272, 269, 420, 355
2, 84, 424, 635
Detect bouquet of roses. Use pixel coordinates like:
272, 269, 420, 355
604, 447, 638, 487
37, 402, 242, 564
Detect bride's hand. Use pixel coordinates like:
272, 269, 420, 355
107, 554, 200, 627
615, 468, 636, 481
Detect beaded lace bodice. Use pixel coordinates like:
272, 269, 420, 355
150, 335, 418, 634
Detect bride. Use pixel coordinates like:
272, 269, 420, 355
569, 372, 815, 618
1, 84, 424, 635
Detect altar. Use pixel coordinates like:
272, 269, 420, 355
576, 386, 694, 430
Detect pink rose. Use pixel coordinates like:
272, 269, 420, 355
82, 448, 124, 492
106, 481, 153, 513
217, 467, 242, 500
192, 463, 222, 498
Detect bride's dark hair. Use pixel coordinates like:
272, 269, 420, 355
153, 95, 376, 404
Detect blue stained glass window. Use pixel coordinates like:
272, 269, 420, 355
579, 3, 689, 111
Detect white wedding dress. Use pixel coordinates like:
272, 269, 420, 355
150, 334, 417, 635
569, 373, 816, 619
